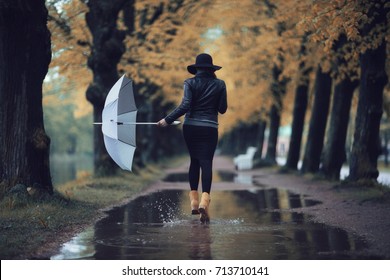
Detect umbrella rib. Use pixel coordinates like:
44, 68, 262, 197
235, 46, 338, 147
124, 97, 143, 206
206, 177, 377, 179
121, 79, 132, 89
117, 138, 136, 147
118, 109, 137, 114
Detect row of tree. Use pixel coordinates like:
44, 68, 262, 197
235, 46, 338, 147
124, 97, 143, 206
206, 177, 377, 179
219, 0, 389, 182
1, 0, 389, 197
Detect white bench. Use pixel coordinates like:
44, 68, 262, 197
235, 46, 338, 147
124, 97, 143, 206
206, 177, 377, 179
233, 146, 257, 170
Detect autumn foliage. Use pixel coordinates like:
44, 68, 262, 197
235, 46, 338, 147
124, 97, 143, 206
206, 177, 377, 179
45, 0, 390, 179
46, 0, 387, 128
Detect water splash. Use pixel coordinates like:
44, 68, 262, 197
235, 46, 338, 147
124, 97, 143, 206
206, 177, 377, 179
52, 189, 374, 260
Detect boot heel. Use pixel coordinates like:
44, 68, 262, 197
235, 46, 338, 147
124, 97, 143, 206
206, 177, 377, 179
189, 191, 199, 215
199, 192, 211, 223
199, 208, 210, 223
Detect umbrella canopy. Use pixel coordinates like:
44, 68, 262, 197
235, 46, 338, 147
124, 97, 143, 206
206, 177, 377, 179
102, 75, 137, 171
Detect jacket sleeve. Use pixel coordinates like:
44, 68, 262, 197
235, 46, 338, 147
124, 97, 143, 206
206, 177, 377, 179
218, 82, 227, 114
165, 82, 192, 124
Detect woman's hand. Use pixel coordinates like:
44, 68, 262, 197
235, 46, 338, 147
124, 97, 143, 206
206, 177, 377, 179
157, 119, 168, 127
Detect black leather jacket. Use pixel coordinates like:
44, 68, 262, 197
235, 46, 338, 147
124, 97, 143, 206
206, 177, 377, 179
165, 71, 227, 127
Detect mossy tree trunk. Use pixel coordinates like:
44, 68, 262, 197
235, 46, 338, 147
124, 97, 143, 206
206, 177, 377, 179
0, 0, 53, 194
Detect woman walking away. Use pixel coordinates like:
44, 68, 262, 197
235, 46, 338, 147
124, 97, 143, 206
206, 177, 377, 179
157, 53, 228, 223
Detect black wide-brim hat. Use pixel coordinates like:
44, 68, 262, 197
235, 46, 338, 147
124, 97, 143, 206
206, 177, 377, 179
187, 53, 222, 74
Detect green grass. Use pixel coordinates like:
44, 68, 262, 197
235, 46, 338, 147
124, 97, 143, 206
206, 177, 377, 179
0, 158, 183, 260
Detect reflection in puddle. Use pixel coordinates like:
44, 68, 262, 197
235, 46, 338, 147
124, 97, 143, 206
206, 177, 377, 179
52, 189, 370, 260
51, 228, 95, 260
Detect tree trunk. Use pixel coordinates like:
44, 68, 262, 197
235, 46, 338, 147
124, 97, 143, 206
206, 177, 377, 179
265, 64, 287, 164
321, 78, 358, 180
254, 119, 267, 161
0, 0, 52, 194
265, 104, 280, 163
285, 69, 310, 170
348, 3, 388, 181
301, 66, 332, 173
285, 35, 311, 171
349, 45, 388, 181
85, 0, 127, 176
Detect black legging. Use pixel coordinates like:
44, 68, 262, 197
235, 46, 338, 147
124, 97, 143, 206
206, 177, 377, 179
183, 125, 218, 193
188, 158, 213, 193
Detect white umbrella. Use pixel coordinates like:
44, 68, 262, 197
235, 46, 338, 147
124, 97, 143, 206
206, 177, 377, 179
96, 75, 179, 171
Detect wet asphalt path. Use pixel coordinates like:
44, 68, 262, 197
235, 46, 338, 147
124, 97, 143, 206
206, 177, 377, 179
52, 157, 374, 260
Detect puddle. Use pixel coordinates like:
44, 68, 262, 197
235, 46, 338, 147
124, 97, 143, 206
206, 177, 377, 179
52, 189, 371, 260
164, 170, 244, 184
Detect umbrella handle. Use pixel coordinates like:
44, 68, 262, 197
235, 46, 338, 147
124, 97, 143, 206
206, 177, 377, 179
94, 121, 181, 125
93, 121, 181, 125
118, 121, 181, 125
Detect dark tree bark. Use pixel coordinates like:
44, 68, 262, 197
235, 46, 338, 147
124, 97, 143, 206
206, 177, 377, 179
285, 67, 311, 170
85, 0, 127, 176
321, 35, 358, 180
0, 0, 52, 194
262, 8, 287, 165
348, 3, 389, 181
348, 3, 388, 181
265, 104, 280, 163
285, 80, 309, 170
265, 64, 287, 164
285, 36, 311, 170
321, 77, 358, 180
301, 66, 332, 173
219, 121, 262, 156
254, 119, 267, 162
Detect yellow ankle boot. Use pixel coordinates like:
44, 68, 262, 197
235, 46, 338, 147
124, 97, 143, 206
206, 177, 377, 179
189, 191, 199, 215
199, 192, 211, 223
